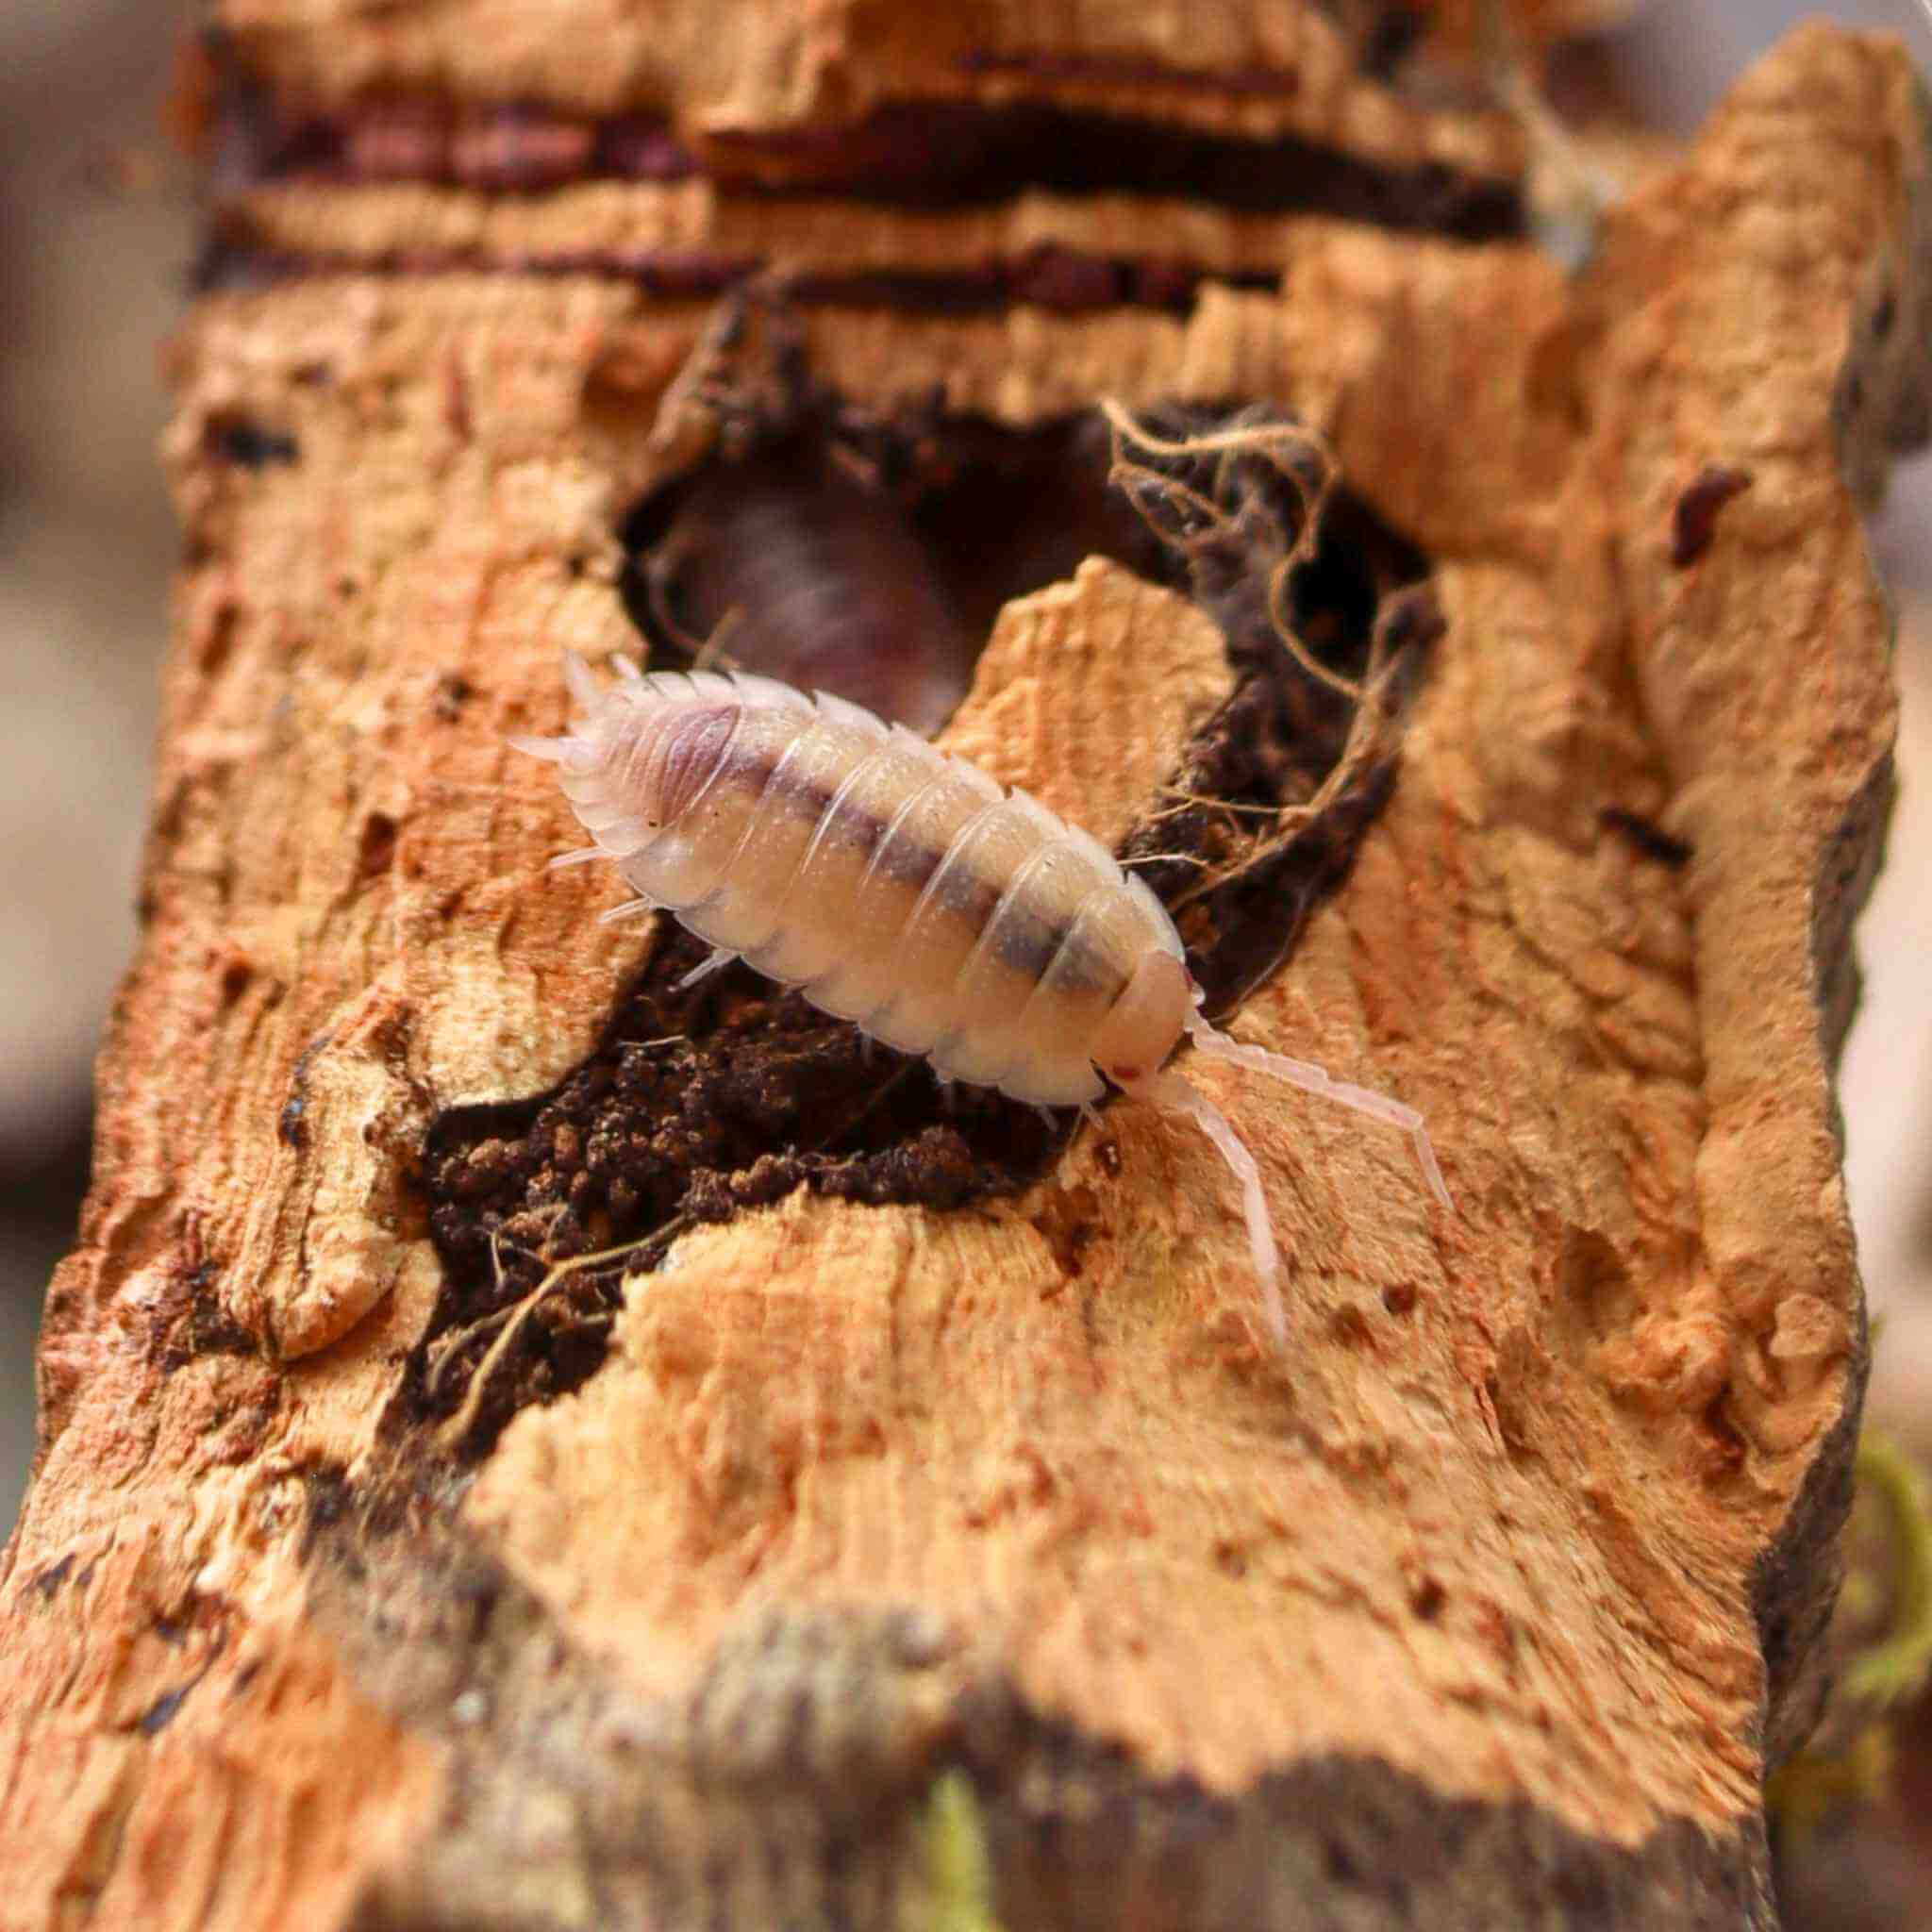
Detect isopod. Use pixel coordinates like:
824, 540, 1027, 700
511, 655, 1451, 1344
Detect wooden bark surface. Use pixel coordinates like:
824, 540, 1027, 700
208, 0, 1529, 159
3, 11, 1927, 1930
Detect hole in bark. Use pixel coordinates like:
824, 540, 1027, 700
357, 811, 399, 881
32, 1554, 75, 1599
1599, 806, 1692, 871
1214, 1540, 1250, 1578
136, 1685, 194, 1737
616, 411, 1168, 734
1699, 1391, 1749, 1487
203, 412, 299, 468
432, 672, 475, 722
1324, 1838, 1362, 1884
1349, 5, 1429, 81
1669, 463, 1753, 569
404, 382, 1439, 1456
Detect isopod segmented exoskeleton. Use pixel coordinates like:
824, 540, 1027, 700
511, 655, 1451, 1344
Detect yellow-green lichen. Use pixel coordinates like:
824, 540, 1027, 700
1840, 1435, 1932, 1709
912, 1770, 1005, 1932
1767, 1431, 1932, 1834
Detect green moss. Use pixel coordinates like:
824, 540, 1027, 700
1766, 1717, 1895, 1835
1766, 1429, 1932, 1834
1841, 1435, 1932, 1709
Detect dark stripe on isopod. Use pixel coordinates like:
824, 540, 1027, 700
661, 724, 1129, 1000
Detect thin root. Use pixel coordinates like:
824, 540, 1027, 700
1144, 790, 1284, 821
435, 1220, 690, 1452
1120, 850, 1216, 872
1267, 558, 1364, 701
1100, 397, 1416, 912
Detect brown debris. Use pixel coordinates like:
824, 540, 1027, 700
1, 10, 1925, 1929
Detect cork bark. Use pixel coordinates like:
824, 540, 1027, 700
3, 8, 1926, 1929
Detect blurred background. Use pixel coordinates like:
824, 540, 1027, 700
0, 2, 1927, 1921
1, 0, 189, 1529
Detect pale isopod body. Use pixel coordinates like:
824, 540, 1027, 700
512, 656, 1451, 1343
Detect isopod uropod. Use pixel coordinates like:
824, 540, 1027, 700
511, 654, 1451, 1344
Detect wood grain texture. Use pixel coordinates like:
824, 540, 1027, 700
1, 12, 1924, 1929
208, 0, 1520, 160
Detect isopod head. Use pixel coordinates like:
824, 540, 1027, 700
1091, 951, 1195, 1092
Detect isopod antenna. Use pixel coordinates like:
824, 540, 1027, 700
1130, 1010, 1453, 1346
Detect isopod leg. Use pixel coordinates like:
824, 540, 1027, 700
675, 947, 739, 990
562, 651, 603, 712
596, 897, 658, 927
